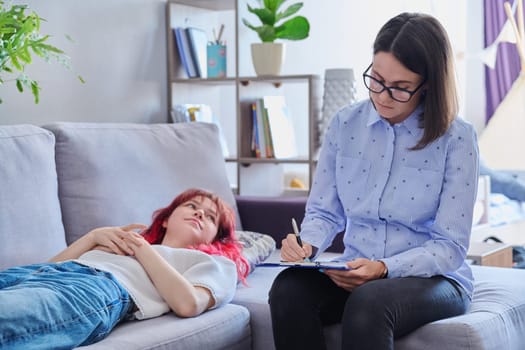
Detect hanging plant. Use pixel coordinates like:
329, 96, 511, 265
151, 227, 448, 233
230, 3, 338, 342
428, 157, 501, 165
0, 1, 83, 104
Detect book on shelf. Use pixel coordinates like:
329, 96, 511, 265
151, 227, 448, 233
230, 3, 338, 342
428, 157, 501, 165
263, 95, 297, 159
173, 28, 197, 78
239, 100, 257, 158
260, 98, 275, 158
250, 102, 261, 158
186, 27, 208, 78
254, 99, 269, 158
249, 96, 298, 159
171, 104, 229, 157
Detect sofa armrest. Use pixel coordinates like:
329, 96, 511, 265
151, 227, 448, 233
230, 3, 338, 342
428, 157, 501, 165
235, 195, 344, 252
235, 195, 307, 248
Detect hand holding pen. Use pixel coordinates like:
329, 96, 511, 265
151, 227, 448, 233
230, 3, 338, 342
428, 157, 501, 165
280, 218, 312, 262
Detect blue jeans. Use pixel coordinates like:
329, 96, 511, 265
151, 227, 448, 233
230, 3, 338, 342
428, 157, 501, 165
269, 267, 470, 350
0, 261, 134, 350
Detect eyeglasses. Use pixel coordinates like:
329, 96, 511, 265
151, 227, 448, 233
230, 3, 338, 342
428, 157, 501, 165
362, 63, 425, 103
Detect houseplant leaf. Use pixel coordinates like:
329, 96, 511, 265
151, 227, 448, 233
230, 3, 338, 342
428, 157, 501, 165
243, 0, 310, 43
0, 1, 82, 104
275, 16, 309, 40
275, 3, 303, 22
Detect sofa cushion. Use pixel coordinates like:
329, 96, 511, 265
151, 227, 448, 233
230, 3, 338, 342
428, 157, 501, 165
76, 304, 251, 350
0, 125, 67, 269
392, 265, 525, 350
44, 122, 240, 245
232, 250, 287, 350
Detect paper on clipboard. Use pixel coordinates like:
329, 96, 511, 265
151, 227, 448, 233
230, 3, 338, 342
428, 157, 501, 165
257, 261, 351, 270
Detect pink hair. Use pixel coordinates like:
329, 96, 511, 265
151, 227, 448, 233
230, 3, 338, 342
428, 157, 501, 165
141, 188, 249, 283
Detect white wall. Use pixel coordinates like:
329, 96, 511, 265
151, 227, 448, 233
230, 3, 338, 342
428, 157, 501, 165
239, 0, 485, 132
0, 0, 168, 125
0, 0, 485, 132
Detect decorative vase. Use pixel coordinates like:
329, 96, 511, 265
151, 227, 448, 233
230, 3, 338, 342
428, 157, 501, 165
250, 42, 285, 76
317, 68, 357, 148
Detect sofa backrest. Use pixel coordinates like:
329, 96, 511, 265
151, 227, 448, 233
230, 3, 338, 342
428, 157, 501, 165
44, 122, 241, 245
0, 125, 67, 269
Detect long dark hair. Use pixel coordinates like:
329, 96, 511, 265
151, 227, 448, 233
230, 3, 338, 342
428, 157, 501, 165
374, 12, 458, 149
141, 188, 249, 282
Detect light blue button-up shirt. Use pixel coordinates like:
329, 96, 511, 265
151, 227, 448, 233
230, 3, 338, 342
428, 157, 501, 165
301, 99, 479, 297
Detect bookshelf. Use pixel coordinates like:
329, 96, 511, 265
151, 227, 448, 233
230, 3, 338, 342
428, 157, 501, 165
166, 0, 321, 196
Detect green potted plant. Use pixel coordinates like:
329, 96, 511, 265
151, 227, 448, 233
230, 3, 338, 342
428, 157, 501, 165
0, 1, 82, 104
242, 0, 310, 76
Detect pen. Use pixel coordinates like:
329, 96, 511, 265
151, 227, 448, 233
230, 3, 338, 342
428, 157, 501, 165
292, 218, 310, 262
217, 24, 224, 44
292, 218, 302, 246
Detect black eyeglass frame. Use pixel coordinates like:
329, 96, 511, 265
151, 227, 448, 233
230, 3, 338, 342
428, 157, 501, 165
362, 63, 426, 103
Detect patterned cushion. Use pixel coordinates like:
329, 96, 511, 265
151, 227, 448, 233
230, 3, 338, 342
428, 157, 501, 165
236, 230, 276, 273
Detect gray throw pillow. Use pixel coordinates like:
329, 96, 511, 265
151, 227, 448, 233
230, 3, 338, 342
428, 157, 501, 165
0, 125, 67, 269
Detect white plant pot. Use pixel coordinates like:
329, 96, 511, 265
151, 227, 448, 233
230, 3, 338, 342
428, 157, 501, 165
250, 42, 285, 76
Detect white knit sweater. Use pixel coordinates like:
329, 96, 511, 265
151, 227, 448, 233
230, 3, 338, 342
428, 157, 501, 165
76, 245, 237, 320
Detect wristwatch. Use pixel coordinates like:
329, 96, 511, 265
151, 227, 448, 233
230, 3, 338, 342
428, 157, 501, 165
379, 260, 388, 279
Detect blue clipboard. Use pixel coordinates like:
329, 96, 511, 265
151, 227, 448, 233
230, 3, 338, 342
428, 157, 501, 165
257, 261, 351, 270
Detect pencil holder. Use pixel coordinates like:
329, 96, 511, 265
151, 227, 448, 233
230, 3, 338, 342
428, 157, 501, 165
207, 44, 227, 78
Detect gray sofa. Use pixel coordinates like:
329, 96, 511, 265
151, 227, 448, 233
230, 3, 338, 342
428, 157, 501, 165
2, 122, 525, 350
0, 122, 250, 349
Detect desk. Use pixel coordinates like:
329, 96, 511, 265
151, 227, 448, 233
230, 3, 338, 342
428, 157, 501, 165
467, 241, 513, 267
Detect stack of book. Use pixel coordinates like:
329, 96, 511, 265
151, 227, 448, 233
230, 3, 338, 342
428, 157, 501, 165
173, 27, 208, 78
250, 96, 298, 159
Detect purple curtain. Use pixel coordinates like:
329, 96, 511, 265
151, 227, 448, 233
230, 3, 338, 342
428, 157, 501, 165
484, 0, 523, 123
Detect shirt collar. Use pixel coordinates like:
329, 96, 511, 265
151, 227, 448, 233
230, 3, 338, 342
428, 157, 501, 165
366, 102, 424, 138
366, 104, 383, 126
401, 105, 424, 137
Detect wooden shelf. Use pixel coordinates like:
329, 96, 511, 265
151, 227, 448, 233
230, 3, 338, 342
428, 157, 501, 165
171, 77, 237, 85
166, 0, 321, 196
169, 0, 235, 11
